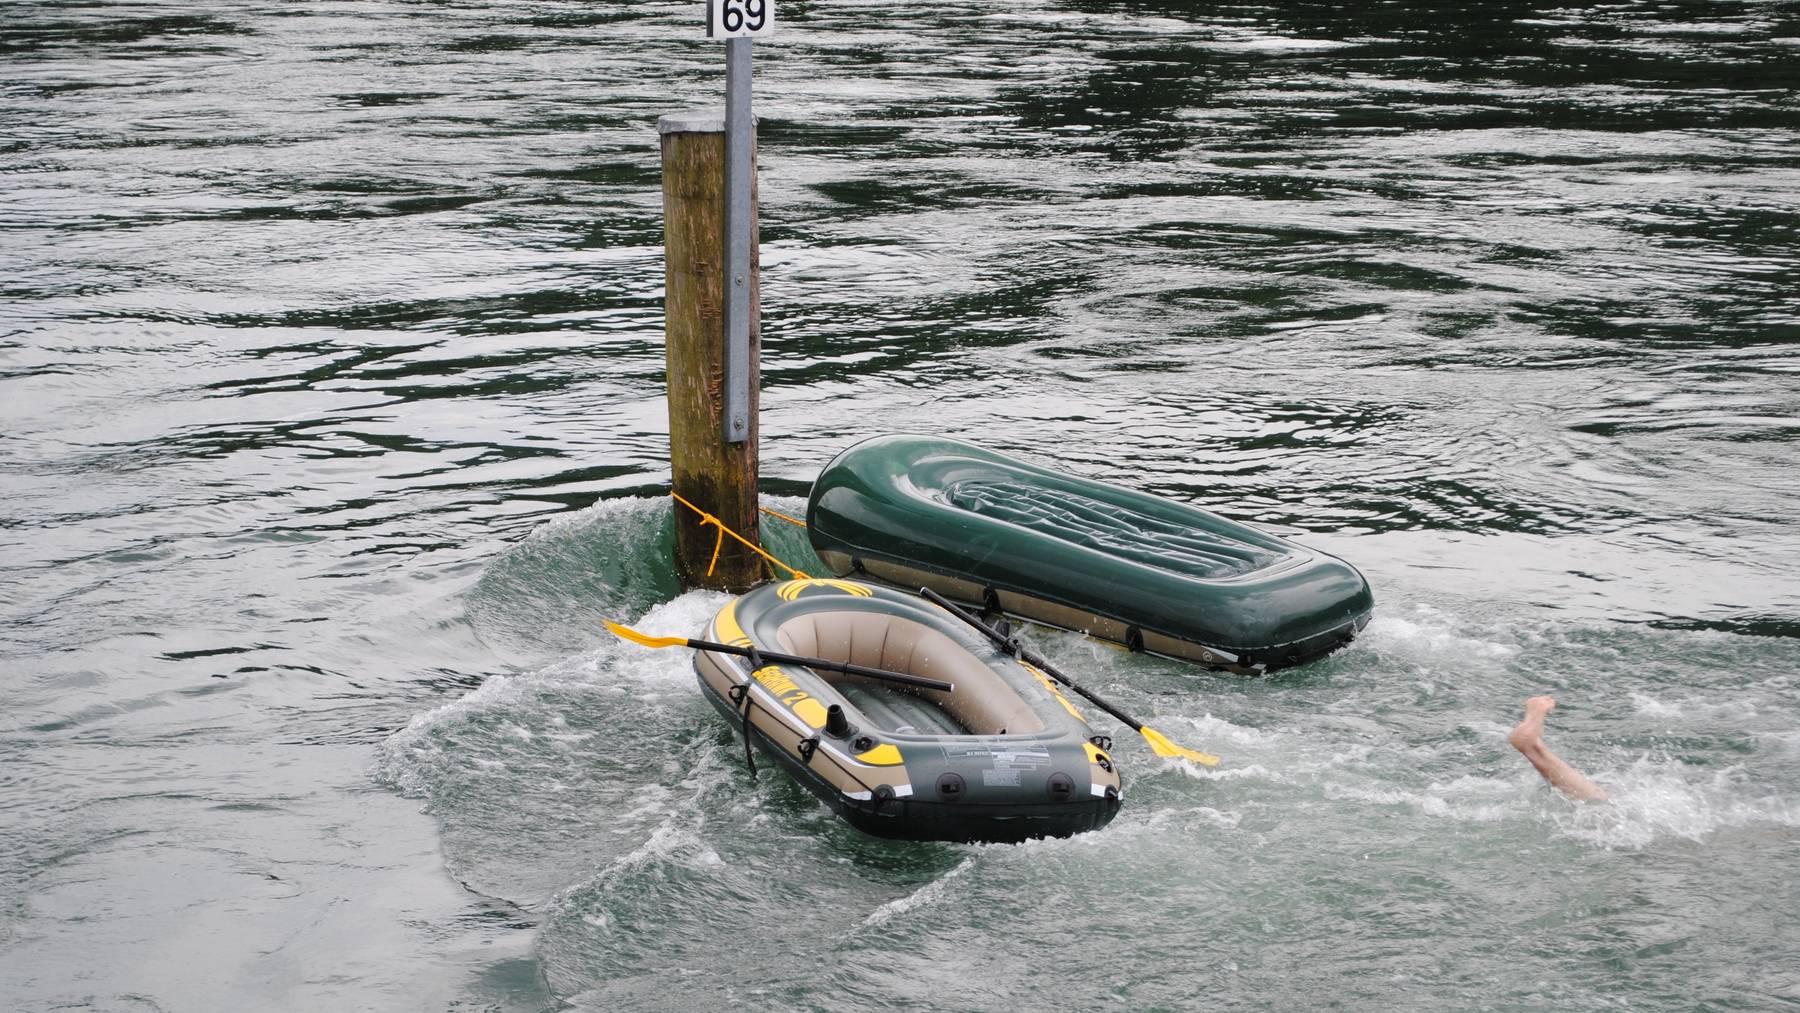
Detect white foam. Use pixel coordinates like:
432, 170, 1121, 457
1321, 780, 1514, 823
568, 823, 720, 896
1365, 605, 1518, 659
1628, 691, 1760, 722
573, 592, 736, 692
1187, 712, 1278, 747
1553, 757, 1800, 849
861, 857, 976, 928
541, 744, 742, 920
1206, 34, 1358, 53
606, 785, 678, 833
1093, 803, 1245, 841
1167, 760, 1287, 783
517, 494, 664, 539
1755, 728, 1800, 753
1630, 21, 1759, 36
1183, 806, 1242, 829
375, 590, 731, 797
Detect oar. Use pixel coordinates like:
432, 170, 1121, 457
918, 588, 1220, 767
603, 621, 953, 693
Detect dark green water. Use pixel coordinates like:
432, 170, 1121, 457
4, 1, 1799, 1009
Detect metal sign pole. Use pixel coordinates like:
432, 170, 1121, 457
721, 37, 753, 444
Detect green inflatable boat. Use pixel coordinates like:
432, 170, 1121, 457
806, 435, 1374, 673
695, 579, 1122, 843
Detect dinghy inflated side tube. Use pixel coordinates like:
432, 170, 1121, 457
694, 580, 1122, 844
805, 435, 1374, 673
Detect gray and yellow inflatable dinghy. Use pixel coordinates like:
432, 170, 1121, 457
695, 579, 1122, 843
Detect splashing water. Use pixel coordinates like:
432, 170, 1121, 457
367, 498, 1800, 1009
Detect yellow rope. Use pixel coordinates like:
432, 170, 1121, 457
670, 490, 811, 580
705, 524, 725, 577
759, 506, 807, 528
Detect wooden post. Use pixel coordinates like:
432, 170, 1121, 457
658, 112, 762, 592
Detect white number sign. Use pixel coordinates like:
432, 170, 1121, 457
707, 0, 774, 39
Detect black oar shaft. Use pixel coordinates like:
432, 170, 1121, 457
919, 587, 1146, 733
688, 636, 953, 693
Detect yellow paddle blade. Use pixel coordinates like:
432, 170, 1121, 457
603, 620, 690, 650
1140, 726, 1220, 768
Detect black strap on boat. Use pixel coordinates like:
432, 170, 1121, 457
1125, 625, 1145, 653
733, 647, 765, 781
797, 736, 819, 765
727, 682, 757, 781
982, 586, 1003, 617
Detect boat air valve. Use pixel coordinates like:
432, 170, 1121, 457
1047, 772, 1075, 802
936, 772, 965, 801
851, 734, 875, 753
825, 703, 853, 738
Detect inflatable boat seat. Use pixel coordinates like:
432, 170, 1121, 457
775, 611, 1046, 736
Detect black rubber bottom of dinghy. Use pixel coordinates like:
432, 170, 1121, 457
700, 679, 1120, 845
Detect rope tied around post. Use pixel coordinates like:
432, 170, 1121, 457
670, 490, 811, 580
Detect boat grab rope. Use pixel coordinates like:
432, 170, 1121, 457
670, 490, 812, 580
733, 641, 773, 781
726, 663, 759, 782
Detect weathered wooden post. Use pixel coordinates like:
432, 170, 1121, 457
659, 3, 773, 592
658, 113, 761, 591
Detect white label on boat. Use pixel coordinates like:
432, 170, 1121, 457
983, 769, 1021, 787
945, 741, 1050, 768
706, 0, 775, 38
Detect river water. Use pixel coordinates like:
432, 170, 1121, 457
3, 1, 1798, 1009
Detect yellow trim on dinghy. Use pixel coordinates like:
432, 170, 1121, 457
793, 697, 829, 729
1083, 741, 1112, 767
714, 597, 753, 648
855, 743, 904, 766
776, 578, 874, 601
1024, 663, 1085, 721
